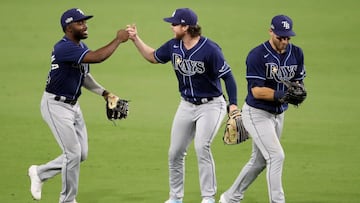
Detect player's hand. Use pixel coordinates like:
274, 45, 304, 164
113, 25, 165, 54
126, 24, 137, 41
117, 29, 129, 43
228, 104, 238, 115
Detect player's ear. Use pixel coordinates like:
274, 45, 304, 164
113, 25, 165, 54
65, 23, 75, 33
269, 29, 277, 39
63, 25, 70, 33
182, 25, 190, 31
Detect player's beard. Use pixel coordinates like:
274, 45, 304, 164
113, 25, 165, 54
174, 32, 185, 40
73, 29, 88, 40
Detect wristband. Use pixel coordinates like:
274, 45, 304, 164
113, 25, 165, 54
102, 90, 110, 100
274, 90, 285, 101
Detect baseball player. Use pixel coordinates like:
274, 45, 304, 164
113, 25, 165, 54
126, 8, 238, 203
219, 15, 306, 203
27, 8, 128, 203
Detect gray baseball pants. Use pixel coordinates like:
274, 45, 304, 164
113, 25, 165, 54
168, 96, 227, 200
222, 103, 285, 203
37, 92, 88, 203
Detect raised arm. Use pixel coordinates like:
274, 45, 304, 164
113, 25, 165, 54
126, 24, 158, 64
82, 29, 129, 63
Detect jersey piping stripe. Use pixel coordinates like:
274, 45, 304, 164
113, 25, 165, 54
218, 62, 231, 78
262, 43, 287, 93
189, 76, 195, 98
179, 41, 188, 96
183, 76, 187, 96
77, 42, 89, 64
69, 43, 89, 99
218, 70, 231, 78
154, 52, 165, 64
263, 43, 281, 66
293, 76, 305, 80
72, 74, 83, 100
283, 44, 292, 66
186, 37, 208, 99
262, 43, 293, 67
179, 40, 185, 57
78, 49, 90, 64
188, 38, 207, 59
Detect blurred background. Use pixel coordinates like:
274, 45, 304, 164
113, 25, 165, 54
0, 0, 359, 202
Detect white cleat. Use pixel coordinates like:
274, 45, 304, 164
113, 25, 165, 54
202, 198, 215, 203
165, 199, 183, 203
28, 165, 43, 200
219, 194, 228, 203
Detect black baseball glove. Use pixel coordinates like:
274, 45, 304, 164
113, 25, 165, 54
106, 95, 129, 120
280, 80, 307, 106
223, 109, 249, 145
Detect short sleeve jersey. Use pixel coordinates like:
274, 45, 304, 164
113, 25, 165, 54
245, 41, 306, 114
45, 36, 90, 100
154, 36, 232, 103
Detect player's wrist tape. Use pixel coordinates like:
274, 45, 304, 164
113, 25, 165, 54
102, 90, 110, 100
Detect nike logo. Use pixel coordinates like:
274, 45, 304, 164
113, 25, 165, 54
264, 54, 270, 58
173, 45, 179, 48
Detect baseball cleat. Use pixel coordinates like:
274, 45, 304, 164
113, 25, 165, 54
219, 194, 228, 203
202, 198, 215, 203
28, 165, 43, 200
165, 199, 183, 203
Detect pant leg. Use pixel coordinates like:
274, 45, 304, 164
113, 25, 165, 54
38, 101, 88, 179
168, 100, 196, 200
74, 104, 88, 162
224, 103, 285, 203
37, 155, 63, 181
223, 141, 266, 203
39, 93, 82, 203
194, 97, 226, 199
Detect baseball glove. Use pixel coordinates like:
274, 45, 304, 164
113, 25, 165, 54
280, 80, 307, 106
223, 109, 249, 145
106, 95, 129, 120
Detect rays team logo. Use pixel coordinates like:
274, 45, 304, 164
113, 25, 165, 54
266, 62, 297, 82
173, 54, 205, 76
282, 21, 290, 29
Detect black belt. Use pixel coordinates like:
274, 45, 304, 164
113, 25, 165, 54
184, 97, 214, 105
54, 96, 77, 105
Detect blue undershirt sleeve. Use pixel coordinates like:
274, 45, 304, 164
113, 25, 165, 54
222, 72, 237, 105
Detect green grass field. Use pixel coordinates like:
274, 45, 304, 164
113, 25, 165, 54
1, 0, 359, 202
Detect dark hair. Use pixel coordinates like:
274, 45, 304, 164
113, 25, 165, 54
187, 24, 201, 37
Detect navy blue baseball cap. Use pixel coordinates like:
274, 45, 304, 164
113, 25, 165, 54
163, 8, 198, 26
60, 8, 93, 30
270, 15, 296, 37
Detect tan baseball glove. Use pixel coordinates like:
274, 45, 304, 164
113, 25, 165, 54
223, 109, 249, 145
